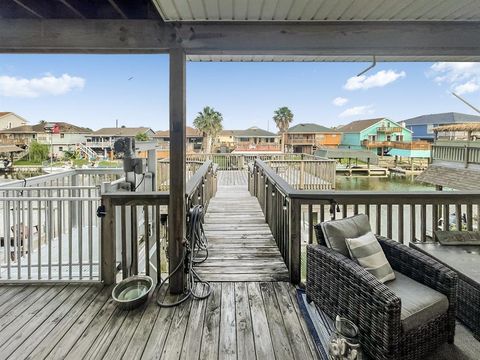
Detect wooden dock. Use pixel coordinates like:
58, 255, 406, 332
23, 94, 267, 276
0, 282, 317, 360
336, 164, 388, 177
196, 171, 290, 282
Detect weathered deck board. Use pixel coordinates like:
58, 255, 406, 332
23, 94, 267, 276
0, 282, 317, 360
198, 170, 290, 282
1, 280, 479, 360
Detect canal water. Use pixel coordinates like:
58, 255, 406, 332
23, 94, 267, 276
336, 174, 435, 191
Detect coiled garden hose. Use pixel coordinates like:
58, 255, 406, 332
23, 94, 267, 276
156, 205, 212, 307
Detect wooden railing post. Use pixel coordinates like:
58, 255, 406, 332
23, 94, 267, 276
101, 195, 116, 285
289, 199, 301, 284
464, 145, 469, 168
299, 161, 305, 190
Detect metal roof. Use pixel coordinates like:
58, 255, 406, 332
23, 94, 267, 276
288, 123, 336, 133
186, 54, 480, 62
0, 122, 91, 134
92, 127, 154, 136
403, 112, 480, 126
338, 118, 385, 133
153, 0, 480, 22
221, 127, 278, 137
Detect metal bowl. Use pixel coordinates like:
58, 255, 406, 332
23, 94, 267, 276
111, 275, 154, 310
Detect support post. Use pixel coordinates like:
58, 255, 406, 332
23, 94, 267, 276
289, 199, 301, 284
168, 48, 186, 294
100, 193, 116, 285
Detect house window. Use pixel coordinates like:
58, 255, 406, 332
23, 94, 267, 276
427, 124, 434, 134
58, 146, 63, 151
60, 133, 65, 138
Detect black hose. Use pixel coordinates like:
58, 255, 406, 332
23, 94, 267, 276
156, 205, 212, 307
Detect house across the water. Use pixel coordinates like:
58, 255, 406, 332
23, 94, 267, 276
285, 123, 341, 154
0, 112, 28, 130
339, 117, 430, 158
215, 127, 280, 153
154, 126, 204, 153
403, 112, 480, 141
0, 122, 92, 159
88, 127, 155, 156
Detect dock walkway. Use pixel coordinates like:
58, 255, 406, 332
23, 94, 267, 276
196, 171, 290, 282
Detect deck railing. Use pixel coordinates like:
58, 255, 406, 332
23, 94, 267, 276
432, 141, 480, 167
186, 153, 302, 170
363, 140, 432, 150
100, 160, 217, 285
156, 159, 205, 191
250, 159, 480, 284
265, 159, 336, 190
0, 168, 122, 283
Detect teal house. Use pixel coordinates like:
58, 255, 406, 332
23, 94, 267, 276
339, 117, 429, 158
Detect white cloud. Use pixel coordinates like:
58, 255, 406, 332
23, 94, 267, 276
454, 80, 480, 95
429, 62, 480, 95
339, 105, 375, 118
0, 73, 85, 98
344, 70, 406, 90
332, 97, 348, 106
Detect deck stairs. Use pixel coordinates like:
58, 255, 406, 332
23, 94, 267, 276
76, 143, 97, 160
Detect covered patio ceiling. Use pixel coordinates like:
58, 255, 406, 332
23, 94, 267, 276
1, 0, 480, 61
153, 0, 480, 22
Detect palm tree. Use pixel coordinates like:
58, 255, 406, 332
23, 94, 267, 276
273, 107, 294, 153
193, 106, 223, 153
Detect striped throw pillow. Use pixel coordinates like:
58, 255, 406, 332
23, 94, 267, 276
345, 231, 395, 283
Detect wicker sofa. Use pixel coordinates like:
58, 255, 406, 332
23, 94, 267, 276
307, 226, 458, 360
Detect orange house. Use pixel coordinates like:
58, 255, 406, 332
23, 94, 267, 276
284, 123, 341, 154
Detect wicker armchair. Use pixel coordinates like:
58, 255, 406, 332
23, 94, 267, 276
307, 228, 458, 360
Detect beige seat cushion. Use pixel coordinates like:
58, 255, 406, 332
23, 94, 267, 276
386, 271, 449, 332
320, 214, 371, 257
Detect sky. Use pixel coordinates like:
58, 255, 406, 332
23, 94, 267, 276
1, 54, 479, 131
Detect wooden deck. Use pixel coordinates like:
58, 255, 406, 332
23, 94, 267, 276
0, 282, 317, 360
196, 171, 290, 282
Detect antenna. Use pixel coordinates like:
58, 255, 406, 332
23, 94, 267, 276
451, 92, 480, 114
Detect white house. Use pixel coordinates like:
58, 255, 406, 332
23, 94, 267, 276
0, 112, 28, 130
34, 122, 93, 158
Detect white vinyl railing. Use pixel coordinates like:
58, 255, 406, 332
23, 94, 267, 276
0, 169, 122, 283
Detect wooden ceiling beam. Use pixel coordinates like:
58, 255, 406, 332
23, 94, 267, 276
1, 19, 480, 59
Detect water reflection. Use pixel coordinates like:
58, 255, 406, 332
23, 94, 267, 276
336, 174, 434, 191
